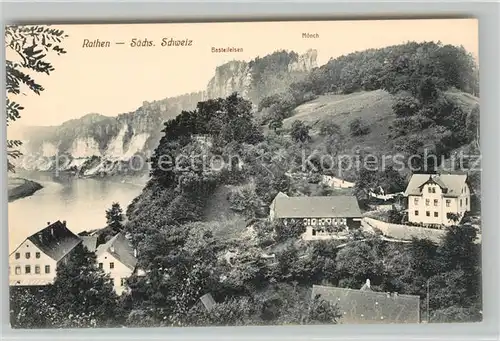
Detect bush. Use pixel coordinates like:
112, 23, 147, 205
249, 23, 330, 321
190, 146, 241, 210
349, 118, 370, 137
392, 93, 421, 117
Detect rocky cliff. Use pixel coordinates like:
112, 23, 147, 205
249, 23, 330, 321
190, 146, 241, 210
15, 49, 318, 177
206, 49, 318, 103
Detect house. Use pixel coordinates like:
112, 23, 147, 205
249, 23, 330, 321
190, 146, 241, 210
95, 232, 139, 295
9, 221, 82, 286
269, 193, 362, 241
80, 235, 98, 252
404, 173, 470, 226
321, 175, 355, 189
311, 280, 420, 324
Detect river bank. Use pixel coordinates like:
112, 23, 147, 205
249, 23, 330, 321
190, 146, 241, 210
8, 177, 44, 202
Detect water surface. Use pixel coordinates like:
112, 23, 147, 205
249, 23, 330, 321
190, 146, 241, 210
8, 172, 144, 253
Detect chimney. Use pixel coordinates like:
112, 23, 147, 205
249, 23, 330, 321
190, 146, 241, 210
134, 249, 138, 258
62, 220, 66, 227
110, 245, 115, 253
50, 227, 54, 237
47, 222, 50, 226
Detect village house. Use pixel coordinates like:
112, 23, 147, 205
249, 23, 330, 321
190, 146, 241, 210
321, 175, 355, 189
9, 222, 140, 295
95, 232, 139, 295
269, 193, 362, 241
404, 173, 470, 226
9, 221, 81, 286
311, 280, 421, 324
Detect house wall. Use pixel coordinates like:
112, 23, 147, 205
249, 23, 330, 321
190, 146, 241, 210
408, 183, 471, 226
96, 251, 134, 295
281, 217, 361, 241
9, 239, 58, 285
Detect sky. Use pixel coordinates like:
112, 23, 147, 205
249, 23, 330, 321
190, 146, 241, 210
6, 19, 478, 131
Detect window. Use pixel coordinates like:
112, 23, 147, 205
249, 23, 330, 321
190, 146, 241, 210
466, 198, 468, 205
36, 252, 40, 259
15, 266, 21, 275
35, 265, 40, 274
446, 200, 451, 207
414, 210, 419, 216
414, 198, 419, 205
425, 199, 430, 206
25, 265, 31, 274
110, 262, 115, 269
428, 187, 432, 193
434, 199, 438, 206
460, 199, 463, 207
25, 252, 30, 259
434, 212, 439, 217
120, 278, 127, 287
426, 211, 430, 217
432, 188, 436, 193
15, 253, 20, 259
45, 265, 50, 274
98, 263, 103, 269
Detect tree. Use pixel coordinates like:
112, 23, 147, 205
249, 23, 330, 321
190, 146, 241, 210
349, 118, 370, 137
49, 244, 121, 327
438, 224, 478, 273
290, 120, 311, 143
10, 287, 59, 328
6, 25, 68, 172
392, 93, 421, 118
106, 202, 124, 232
465, 104, 480, 145
335, 240, 384, 288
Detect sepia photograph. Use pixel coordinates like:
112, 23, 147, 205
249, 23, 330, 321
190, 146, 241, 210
6, 19, 481, 328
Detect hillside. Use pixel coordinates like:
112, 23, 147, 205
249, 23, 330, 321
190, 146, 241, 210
282, 89, 479, 157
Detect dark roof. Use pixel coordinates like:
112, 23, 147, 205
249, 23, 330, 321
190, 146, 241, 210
81, 236, 98, 252
311, 285, 420, 324
272, 195, 361, 219
404, 173, 468, 197
96, 233, 137, 270
26, 221, 82, 262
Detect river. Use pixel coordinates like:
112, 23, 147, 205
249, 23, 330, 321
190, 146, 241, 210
8, 172, 146, 254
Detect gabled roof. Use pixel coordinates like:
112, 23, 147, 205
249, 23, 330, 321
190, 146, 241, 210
311, 284, 420, 324
404, 173, 468, 197
271, 195, 361, 219
81, 236, 98, 253
96, 232, 137, 270
22, 221, 82, 262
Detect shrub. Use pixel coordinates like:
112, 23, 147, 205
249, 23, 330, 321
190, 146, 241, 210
349, 118, 370, 137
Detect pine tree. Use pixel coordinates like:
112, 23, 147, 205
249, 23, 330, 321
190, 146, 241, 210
106, 202, 124, 232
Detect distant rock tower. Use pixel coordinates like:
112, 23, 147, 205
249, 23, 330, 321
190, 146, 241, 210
288, 49, 318, 72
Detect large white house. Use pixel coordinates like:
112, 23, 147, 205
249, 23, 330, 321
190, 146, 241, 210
9, 221, 81, 286
9, 222, 140, 295
96, 232, 139, 295
404, 173, 470, 226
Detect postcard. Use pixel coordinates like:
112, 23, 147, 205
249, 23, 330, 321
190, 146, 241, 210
6, 19, 481, 328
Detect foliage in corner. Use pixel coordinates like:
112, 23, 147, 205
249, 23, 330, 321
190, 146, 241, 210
5, 25, 67, 172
